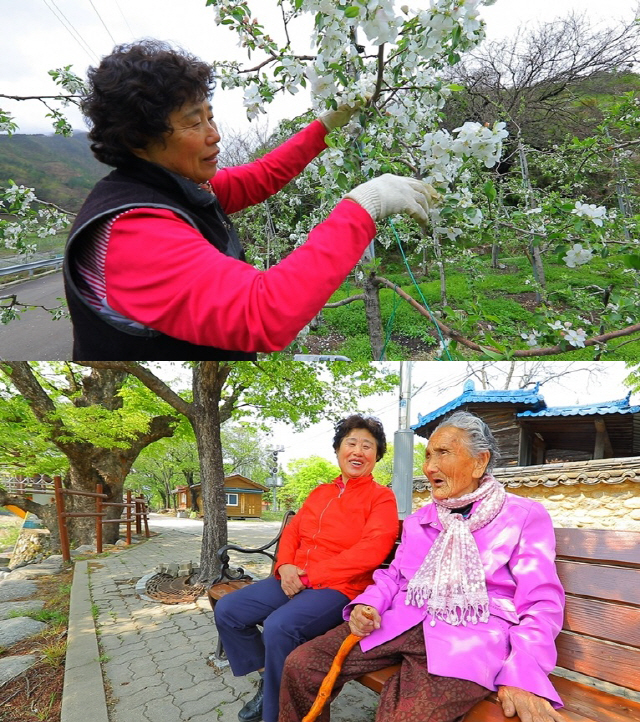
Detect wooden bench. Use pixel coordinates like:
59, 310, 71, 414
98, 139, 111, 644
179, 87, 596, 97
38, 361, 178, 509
357, 528, 640, 722
209, 520, 640, 722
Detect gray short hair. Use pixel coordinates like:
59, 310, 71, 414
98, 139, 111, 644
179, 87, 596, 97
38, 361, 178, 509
432, 411, 500, 473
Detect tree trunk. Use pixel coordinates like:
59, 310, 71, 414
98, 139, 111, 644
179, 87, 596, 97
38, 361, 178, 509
517, 139, 546, 302
363, 274, 384, 360
433, 233, 447, 308
192, 363, 230, 584
1, 362, 177, 548
491, 242, 500, 269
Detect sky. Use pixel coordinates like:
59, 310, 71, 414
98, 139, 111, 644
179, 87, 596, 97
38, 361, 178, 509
1, 0, 637, 137
269, 360, 636, 469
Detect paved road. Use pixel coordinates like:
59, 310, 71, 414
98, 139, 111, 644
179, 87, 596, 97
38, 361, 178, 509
0, 271, 72, 360
84, 519, 378, 722
148, 514, 286, 577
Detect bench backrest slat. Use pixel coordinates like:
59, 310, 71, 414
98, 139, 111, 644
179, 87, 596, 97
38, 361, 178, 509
550, 527, 640, 690
564, 596, 640, 648
556, 560, 640, 606
555, 630, 640, 692
555, 528, 640, 566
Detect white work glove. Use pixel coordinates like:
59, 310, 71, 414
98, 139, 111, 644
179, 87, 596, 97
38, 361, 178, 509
318, 95, 370, 131
345, 173, 440, 224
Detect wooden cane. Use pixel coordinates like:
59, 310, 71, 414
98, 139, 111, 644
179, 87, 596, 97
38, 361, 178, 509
301, 606, 374, 722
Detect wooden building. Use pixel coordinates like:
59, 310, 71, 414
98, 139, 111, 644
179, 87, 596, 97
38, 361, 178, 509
411, 380, 640, 531
412, 379, 640, 465
173, 474, 269, 519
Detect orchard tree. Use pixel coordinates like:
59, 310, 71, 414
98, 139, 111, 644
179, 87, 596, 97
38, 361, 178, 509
205, 0, 640, 359
0, 362, 178, 546
279, 455, 341, 508
80, 359, 397, 583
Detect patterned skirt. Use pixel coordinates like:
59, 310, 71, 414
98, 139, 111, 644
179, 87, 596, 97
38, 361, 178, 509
279, 621, 489, 722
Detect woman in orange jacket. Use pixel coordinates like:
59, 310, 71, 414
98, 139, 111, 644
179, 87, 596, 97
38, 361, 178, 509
214, 414, 399, 722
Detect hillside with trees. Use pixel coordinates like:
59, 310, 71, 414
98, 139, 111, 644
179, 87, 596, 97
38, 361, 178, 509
0, 132, 106, 212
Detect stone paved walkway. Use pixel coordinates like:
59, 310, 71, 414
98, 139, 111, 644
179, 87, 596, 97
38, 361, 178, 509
89, 526, 379, 722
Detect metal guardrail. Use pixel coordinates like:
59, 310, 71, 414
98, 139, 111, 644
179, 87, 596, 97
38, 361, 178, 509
1, 475, 56, 494
0, 256, 64, 279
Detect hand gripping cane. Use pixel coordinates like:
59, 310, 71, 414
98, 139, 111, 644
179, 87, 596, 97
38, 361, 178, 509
302, 606, 375, 722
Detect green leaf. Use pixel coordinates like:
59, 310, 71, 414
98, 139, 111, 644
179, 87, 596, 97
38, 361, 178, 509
344, 6, 360, 18
447, 84, 465, 92
482, 180, 496, 203
623, 254, 640, 270
479, 346, 506, 360
336, 172, 350, 191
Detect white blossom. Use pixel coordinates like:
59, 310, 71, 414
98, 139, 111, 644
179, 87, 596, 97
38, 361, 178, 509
564, 328, 587, 348
572, 201, 608, 227
521, 330, 541, 347
564, 243, 594, 268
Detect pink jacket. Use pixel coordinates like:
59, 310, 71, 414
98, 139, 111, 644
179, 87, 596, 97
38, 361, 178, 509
101, 121, 376, 352
345, 493, 564, 707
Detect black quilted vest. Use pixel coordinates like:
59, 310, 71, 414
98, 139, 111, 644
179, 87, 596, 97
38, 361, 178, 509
64, 157, 256, 360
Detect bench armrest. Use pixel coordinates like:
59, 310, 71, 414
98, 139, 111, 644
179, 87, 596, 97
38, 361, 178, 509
213, 510, 295, 583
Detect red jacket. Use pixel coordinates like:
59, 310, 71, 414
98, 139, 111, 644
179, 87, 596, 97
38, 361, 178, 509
275, 474, 399, 600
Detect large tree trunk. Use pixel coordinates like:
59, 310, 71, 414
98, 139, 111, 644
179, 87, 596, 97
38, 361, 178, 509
192, 363, 230, 584
2, 362, 177, 547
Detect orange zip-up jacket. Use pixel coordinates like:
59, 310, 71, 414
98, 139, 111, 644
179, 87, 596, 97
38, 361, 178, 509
274, 474, 399, 600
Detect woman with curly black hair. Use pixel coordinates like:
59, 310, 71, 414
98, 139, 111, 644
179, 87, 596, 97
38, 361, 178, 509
64, 40, 438, 360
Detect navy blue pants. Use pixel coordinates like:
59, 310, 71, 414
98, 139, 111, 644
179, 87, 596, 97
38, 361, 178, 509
214, 576, 349, 722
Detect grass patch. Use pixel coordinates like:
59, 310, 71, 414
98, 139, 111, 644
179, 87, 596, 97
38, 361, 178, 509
311, 246, 639, 360
0, 513, 22, 550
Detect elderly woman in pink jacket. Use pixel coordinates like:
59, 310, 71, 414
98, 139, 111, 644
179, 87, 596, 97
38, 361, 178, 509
279, 410, 565, 722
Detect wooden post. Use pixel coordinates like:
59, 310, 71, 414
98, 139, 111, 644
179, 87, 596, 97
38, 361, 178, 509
53, 475, 71, 563
96, 483, 103, 554
135, 496, 142, 535
125, 490, 132, 545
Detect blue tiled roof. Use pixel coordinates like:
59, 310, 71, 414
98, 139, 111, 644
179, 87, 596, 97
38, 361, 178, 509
518, 392, 640, 417
412, 379, 546, 430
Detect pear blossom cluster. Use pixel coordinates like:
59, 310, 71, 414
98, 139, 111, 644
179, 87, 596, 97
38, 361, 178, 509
1, 182, 69, 253
572, 201, 608, 226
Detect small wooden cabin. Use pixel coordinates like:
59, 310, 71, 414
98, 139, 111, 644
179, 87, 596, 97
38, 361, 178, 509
174, 474, 269, 518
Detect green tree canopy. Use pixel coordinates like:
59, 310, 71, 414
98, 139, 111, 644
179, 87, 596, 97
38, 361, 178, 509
279, 456, 341, 509
373, 441, 426, 487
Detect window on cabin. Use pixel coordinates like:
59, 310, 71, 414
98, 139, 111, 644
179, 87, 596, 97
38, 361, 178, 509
226, 493, 239, 506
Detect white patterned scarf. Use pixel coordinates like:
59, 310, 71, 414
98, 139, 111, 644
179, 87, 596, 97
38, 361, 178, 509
405, 475, 506, 626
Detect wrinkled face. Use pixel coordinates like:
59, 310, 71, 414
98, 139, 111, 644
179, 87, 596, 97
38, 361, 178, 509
134, 99, 220, 184
336, 428, 378, 481
423, 427, 490, 500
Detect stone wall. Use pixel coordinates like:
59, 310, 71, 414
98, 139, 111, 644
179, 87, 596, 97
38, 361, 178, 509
412, 480, 640, 531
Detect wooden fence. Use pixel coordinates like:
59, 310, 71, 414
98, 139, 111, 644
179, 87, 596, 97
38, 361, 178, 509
52, 476, 149, 562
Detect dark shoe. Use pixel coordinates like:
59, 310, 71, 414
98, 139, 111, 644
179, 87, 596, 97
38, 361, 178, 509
238, 677, 264, 722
